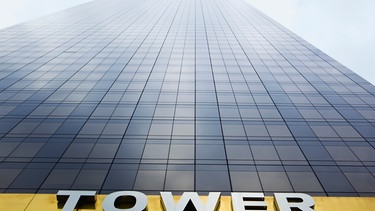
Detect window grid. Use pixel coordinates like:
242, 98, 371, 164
0, 0, 375, 196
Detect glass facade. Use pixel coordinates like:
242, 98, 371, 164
1, 0, 375, 196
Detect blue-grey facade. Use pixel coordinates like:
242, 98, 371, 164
1, 0, 375, 196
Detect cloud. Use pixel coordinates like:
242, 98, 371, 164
0, 0, 92, 29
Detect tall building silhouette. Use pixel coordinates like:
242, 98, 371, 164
1, 0, 375, 197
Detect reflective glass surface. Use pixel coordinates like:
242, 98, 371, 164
1, 0, 375, 196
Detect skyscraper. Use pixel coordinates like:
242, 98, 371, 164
1, 0, 375, 200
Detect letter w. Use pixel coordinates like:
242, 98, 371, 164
160, 192, 221, 211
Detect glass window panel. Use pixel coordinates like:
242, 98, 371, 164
41, 169, 80, 190
79, 120, 107, 135
344, 172, 375, 193
309, 123, 339, 138
149, 121, 173, 136
142, 144, 169, 160
300, 145, 332, 161
230, 166, 262, 192
243, 121, 269, 137
196, 105, 219, 119
103, 164, 138, 190
287, 171, 324, 192
89, 143, 119, 159
275, 145, 306, 161
72, 169, 108, 190
265, 122, 293, 137
165, 165, 194, 191
286, 121, 316, 138
325, 146, 359, 161
251, 145, 279, 161
172, 121, 194, 136
134, 166, 166, 190
9, 168, 51, 189
196, 121, 222, 136
10, 143, 44, 158
315, 169, 355, 193
222, 121, 245, 137
259, 171, 293, 192
63, 143, 95, 159
350, 146, 375, 162
0, 168, 23, 189
226, 144, 252, 160
116, 143, 145, 159
169, 144, 194, 160
125, 120, 151, 136
258, 107, 282, 119
196, 144, 226, 160
196, 165, 231, 191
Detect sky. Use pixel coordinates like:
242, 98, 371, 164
0, 0, 92, 29
0, 0, 374, 85
246, 0, 375, 85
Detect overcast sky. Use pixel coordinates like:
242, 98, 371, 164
246, 0, 375, 85
0, 0, 374, 85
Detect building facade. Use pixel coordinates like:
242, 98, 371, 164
1, 0, 375, 198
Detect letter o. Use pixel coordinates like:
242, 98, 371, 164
102, 191, 148, 211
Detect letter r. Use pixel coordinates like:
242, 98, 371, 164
274, 193, 315, 211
